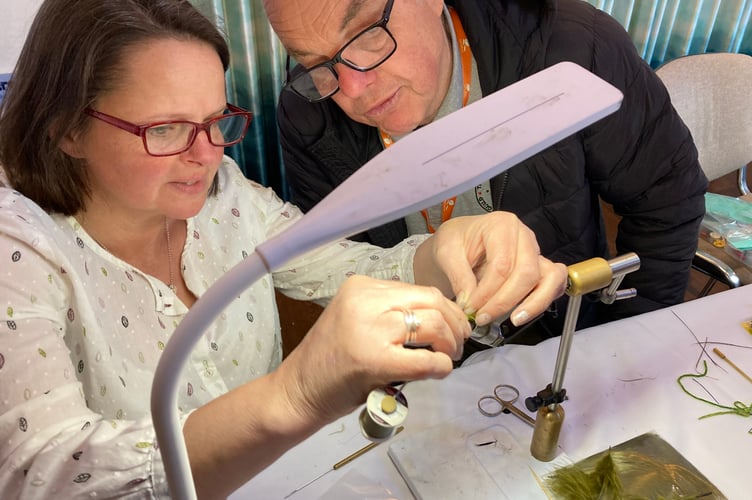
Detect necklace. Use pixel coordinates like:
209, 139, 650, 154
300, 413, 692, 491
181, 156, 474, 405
164, 217, 176, 292
82, 215, 176, 293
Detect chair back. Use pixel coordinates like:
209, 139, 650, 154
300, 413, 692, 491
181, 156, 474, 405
656, 53, 752, 183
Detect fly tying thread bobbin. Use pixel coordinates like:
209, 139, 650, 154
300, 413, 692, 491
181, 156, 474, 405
359, 385, 408, 442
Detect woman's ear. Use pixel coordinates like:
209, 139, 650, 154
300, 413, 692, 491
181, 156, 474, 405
57, 130, 85, 159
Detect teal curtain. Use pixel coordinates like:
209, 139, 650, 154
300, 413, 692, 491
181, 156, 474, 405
190, 0, 289, 198
194, 0, 751, 199
585, 0, 752, 67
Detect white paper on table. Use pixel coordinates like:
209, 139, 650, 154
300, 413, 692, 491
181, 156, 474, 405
387, 412, 571, 499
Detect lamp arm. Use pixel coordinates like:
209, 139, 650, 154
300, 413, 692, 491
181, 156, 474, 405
150, 252, 271, 500
150, 223, 353, 499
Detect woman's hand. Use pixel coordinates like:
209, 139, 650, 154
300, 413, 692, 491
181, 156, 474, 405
279, 275, 471, 424
186, 276, 469, 495
413, 212, 568, 327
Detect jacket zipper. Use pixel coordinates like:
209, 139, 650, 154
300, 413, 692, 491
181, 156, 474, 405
493, 172, 510, 209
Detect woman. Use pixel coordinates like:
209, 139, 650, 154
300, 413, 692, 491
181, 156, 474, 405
0, 0, 566, 497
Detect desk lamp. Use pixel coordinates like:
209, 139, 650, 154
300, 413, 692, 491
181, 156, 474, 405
526, 253, 641, 461
150, 61, 623, 499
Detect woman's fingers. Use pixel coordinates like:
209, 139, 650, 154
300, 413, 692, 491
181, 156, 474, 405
427, 212, 567, 327
468, 223, 543, 324
390, 306, 468, 359
508, 257, 568, 325
431, 213, 523, 309
472, 253, 566, 326
302, 276, 470, 385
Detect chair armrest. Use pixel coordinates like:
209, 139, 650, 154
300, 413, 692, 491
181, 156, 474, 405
692, 249, 742, 288
739, 166, 750, 196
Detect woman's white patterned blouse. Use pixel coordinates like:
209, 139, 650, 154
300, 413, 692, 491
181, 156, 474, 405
0, 156, 425, 498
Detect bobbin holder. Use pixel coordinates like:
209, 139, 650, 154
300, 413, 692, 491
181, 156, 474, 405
527, 252, 641, 462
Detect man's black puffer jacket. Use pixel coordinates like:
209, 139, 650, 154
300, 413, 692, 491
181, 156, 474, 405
276, 0, 708, 329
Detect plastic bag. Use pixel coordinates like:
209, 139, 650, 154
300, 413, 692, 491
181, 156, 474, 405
702, 193, 752, 251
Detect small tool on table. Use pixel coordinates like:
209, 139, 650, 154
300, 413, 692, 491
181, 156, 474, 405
284, 426, 404, 498
477, 384, 536, 427
713, 347, 752, 384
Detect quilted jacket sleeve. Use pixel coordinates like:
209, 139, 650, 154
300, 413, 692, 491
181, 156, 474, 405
577, 9, 707, 317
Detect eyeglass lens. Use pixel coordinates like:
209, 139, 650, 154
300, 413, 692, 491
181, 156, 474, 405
290, 26, 395, 101
145, 113, 248, 155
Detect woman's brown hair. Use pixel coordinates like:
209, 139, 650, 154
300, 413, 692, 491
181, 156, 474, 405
0, 0, 229, 214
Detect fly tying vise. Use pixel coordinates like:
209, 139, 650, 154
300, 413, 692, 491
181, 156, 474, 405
359, 253, 641, 457
526, 253, 641, 461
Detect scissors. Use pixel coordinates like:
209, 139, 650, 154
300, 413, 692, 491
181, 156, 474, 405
477, 384, 536, 427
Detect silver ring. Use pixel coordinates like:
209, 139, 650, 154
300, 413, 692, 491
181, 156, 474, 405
403, 309, 421, 346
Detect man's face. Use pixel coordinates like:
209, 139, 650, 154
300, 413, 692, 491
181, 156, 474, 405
266, 0, 452, 136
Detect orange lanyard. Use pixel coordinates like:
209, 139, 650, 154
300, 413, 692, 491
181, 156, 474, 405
380, 7, 471, 233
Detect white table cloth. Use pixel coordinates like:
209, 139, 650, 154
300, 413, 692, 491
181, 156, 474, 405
233, 286, 752, 499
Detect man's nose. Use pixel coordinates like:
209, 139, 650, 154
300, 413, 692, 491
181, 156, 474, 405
335, 64, 378, 98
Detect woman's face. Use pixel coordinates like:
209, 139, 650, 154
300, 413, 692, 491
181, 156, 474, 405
65, 38, 228, 222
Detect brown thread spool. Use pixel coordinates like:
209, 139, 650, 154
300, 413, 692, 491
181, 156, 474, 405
359, 386, 408, 442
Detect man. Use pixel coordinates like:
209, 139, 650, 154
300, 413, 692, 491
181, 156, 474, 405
264, 0, 707, 336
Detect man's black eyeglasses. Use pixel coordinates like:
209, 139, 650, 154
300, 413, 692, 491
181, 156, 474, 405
284, 0, 396, 102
